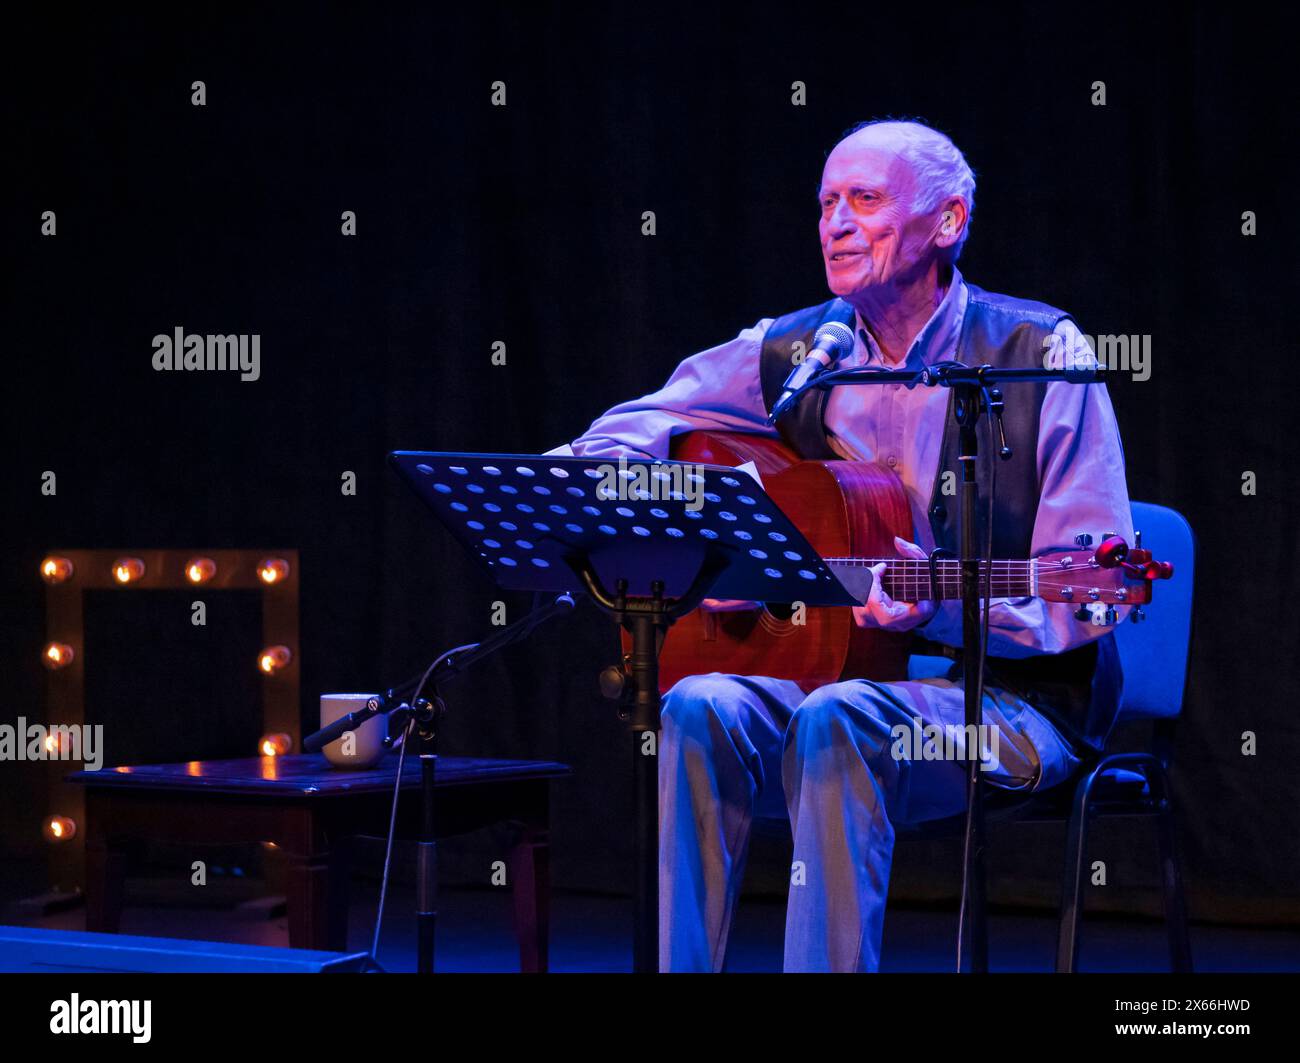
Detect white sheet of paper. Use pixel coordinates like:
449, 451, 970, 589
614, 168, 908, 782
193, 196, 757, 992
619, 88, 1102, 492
734, 460, 763, 488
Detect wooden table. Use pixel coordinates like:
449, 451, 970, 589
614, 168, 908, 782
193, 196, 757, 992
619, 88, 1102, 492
66, 754, 571, 972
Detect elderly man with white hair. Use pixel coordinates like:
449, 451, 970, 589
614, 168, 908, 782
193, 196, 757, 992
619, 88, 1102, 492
550, 119, 1133, 972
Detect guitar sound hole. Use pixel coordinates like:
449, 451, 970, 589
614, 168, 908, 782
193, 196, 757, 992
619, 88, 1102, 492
763, 602, 795, 622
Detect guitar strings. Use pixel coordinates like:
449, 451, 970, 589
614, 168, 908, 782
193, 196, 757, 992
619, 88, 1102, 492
823, 558, 1121, 599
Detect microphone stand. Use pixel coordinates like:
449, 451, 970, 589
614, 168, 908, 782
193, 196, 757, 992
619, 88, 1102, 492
778, 359, 1099, 973
302, 591, 579, 973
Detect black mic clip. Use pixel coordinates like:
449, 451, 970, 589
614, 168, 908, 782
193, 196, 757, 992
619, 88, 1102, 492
383, 694, 444, 746
985, 385, 1013, 461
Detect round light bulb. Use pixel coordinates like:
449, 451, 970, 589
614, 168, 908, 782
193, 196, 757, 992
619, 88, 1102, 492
43, 642, 75, 670
257, 558, 290, 585
44, 816, 77, 842
112, 557, 146, 584
259, 732, 293, 756
185, 557, 217, 584
40, 557, 75, 584
258, 645, 292, 675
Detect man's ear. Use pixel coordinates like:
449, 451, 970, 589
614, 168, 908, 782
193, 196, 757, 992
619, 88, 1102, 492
935, 196, 969, 250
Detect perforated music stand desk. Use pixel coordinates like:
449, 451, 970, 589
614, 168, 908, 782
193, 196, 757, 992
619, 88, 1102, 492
389, 450, 857, 972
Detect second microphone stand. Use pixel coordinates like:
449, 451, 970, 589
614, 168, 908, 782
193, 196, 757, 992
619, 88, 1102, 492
302, 591, 579, 973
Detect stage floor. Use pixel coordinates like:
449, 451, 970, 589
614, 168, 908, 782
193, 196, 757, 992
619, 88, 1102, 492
9, 882, 1298, 973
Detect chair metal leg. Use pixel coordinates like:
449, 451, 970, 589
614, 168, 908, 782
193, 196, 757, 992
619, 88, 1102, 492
1056, 766, 1100, 973
1149, 764, 1193, 972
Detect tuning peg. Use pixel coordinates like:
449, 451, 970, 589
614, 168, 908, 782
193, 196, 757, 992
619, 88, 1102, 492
1075, 602, 1117, 626
1094, 536, 1129, 569
1074, 533, 1093, 548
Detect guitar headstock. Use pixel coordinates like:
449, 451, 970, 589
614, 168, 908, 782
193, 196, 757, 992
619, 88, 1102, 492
1036, 534, 1173, 616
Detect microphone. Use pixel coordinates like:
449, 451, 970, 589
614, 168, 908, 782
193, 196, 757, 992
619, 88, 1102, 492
769, 320, 855, 422
302, 692, 388, 753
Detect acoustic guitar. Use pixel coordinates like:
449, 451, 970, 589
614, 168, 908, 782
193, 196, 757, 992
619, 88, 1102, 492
631, 430, 1170, 694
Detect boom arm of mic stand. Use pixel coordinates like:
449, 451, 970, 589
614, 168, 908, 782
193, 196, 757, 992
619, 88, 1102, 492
302, 593, 580, 753
814, 363, 1103, 389
427, 591, 579, 684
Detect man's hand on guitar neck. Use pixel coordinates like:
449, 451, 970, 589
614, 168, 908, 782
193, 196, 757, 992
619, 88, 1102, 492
699, 538, 936, 630
852, 536, 938, 633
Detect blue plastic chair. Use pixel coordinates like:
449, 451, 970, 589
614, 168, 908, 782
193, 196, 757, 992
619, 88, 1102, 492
903, 501, 1195, 971
1049, 501, 1195, 972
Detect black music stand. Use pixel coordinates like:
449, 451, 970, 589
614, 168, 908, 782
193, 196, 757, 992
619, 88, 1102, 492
389, 450, 858, 972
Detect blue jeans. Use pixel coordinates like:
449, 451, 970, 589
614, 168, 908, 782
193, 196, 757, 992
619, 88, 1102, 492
658, 669, 1081, 972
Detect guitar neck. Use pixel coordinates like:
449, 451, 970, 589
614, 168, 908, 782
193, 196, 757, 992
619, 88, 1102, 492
826, 557, 1036, 601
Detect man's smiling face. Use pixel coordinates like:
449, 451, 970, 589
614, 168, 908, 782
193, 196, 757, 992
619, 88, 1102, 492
818, 127, 946, 299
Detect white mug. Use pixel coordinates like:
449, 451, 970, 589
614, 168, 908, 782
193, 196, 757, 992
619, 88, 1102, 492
319, 693, 396, 769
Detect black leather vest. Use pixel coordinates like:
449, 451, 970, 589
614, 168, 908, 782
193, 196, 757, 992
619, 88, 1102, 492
757, 284, 1122, 755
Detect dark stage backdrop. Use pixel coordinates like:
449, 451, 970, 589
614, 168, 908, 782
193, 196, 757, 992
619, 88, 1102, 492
4, 3, 1297, 926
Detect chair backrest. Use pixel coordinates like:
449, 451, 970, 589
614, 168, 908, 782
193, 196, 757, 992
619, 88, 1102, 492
1113, 502, 1196, 720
